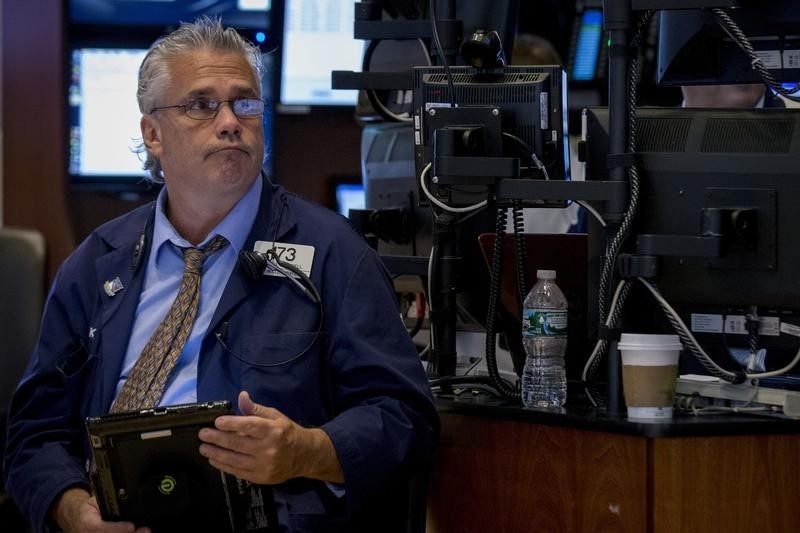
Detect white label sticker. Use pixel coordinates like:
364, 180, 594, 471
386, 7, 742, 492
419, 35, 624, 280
757, 316, 780, 337
783, 49, 800, 69
780, 322, 800, 338
140, 429, 172, 440
424, 102, 452, 112
723, 314, 780, 336
253, 241, 315, 277
691, 313, 723, 333
539, 92, 549, 130
692, 314, 779, 336
755, 50, 782, 69
724, 315, 747, 334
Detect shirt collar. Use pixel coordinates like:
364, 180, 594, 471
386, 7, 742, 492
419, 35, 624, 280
152, 176, 262, 261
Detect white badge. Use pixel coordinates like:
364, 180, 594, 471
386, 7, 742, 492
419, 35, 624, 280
253, 240, 315, 277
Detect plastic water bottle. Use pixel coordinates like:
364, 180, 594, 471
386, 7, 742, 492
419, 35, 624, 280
521, 270, 568, 407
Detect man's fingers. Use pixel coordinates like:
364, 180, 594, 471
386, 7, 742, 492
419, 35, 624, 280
199, 443, 257, 475
207, 456, 253, 480
199, 425, 260, 453
211, 413, 282, 437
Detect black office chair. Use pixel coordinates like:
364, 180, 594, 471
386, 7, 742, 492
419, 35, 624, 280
0, 227, 44, 419
405, 467, 430, 533
0, 227, 44, 533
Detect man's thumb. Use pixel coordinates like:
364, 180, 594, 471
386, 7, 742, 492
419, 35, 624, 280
238, 390, 257, 416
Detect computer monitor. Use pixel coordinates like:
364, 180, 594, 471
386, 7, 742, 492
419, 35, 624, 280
334, 183, 366, 217
584, 106, 800, 357
657, 0, 800, 86
412, 64, 570, 208
274, 0, 362, 109
569, 6, 604, 83
67, 46, 275, 188
69, 0, 272, 48
361, 123, 432, 257
68, 47, 151, 185
67, 1, 275, 187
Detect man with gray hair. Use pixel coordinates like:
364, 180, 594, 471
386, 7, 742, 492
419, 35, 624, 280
3, 17, 437, 533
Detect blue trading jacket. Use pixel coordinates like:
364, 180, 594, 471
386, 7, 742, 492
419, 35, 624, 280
3, 177, 438, 532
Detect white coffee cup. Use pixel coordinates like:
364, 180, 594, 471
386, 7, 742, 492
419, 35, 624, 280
617, 333, 683, 420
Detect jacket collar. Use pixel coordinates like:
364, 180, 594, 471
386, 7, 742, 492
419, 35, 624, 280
93, 203, 156, 331
93, 203, 156, 409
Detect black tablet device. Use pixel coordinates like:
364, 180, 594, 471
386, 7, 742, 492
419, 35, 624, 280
86, 400, 279, 532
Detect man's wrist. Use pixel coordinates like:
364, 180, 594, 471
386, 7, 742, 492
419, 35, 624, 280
50, 486, 91, 530
301, 428, 344, 484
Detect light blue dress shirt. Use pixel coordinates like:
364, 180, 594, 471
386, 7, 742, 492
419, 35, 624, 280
114, 177, 262, 406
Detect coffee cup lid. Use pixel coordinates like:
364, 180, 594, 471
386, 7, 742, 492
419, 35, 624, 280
618, 333, 683, 352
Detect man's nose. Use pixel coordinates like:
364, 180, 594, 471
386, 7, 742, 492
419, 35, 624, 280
214, 102, 242, 137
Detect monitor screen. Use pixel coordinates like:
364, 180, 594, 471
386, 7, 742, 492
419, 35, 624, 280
70, 0, 271, 30
68, 1, 274, 60
277, 0, 363, 108
584, 106, 800, 355
69, 47, 150, 182
412, 64, 571, 208
334, 183, 365, 217
570, 8, 604, 82
68, 47, 275, 185
657, 0, 800, 86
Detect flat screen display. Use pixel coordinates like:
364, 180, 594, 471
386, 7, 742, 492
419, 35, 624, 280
68, 47, 275, 183
571, 8, 603, 82
278, 0, 362, 108
334, 183, 365, 217
68, 1, 276, 186
70, 0, 271, 30
69, 47, 150, 181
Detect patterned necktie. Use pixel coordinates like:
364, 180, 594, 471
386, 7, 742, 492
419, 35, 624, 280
111, 235, 228, 413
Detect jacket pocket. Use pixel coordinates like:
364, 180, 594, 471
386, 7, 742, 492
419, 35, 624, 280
56, 342, 100, 411
56, 342, 96, 378
220, 331, 323, 368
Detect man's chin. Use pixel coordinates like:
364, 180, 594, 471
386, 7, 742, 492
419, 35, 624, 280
211, 165, 260, 189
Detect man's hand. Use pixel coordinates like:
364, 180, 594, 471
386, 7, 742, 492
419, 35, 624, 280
198, 391, 344, 485
50, 487, 150, 533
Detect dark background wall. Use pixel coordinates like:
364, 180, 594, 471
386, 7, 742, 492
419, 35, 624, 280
2, 0, 74, 283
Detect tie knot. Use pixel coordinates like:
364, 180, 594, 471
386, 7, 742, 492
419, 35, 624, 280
182, 235, 228, 275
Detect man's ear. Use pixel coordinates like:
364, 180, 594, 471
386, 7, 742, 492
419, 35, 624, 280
141, 114, 163, 158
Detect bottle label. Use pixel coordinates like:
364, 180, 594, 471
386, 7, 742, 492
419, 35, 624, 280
522, 309, 568, 337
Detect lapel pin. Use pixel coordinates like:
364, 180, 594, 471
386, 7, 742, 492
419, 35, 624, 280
103, 277, 124, 297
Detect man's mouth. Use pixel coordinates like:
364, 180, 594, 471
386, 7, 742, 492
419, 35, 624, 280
207, 146, 248, 158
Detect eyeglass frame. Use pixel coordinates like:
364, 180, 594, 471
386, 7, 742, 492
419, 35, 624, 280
148, 97, 267, 120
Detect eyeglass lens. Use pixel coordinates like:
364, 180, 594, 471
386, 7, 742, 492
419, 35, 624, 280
186, 99, 264, 119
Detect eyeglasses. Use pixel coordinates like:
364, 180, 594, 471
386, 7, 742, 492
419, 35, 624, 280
149, 97, 266, 120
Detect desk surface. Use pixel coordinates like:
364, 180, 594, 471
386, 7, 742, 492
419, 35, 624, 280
436, 386, 800, 438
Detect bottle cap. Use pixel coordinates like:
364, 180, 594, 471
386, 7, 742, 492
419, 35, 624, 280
536, 269, 556, 279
